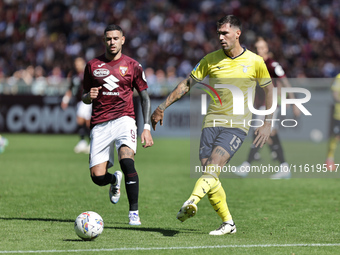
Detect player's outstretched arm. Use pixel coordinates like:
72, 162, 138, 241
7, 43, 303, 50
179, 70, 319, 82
139, 89, 154, 148
253, 83, 274, 148
151, 77, 196, 130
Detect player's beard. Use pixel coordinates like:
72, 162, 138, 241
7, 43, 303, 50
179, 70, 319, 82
221, 39, 237, 54
220, 40, 232, 51
106, 46, 121, 59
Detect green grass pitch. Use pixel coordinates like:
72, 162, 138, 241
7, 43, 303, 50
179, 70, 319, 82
0, 134, 339, 254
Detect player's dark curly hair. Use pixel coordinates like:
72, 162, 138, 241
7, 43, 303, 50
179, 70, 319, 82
104, 24, 123, 35
217, 15, 242, 31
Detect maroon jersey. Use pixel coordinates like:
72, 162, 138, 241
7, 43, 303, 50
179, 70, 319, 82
254, 58, 286, 108
265, 58, 286, 79
83, 54, 148, 127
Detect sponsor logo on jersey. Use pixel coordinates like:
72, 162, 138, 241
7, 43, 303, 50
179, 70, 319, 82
119, 66, 128, 76
102, 91, 119, 96
93, 68, 110, 77
103, 75, 119, 91
98, 63, 105, 67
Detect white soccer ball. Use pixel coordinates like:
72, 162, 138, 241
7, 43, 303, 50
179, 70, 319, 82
74, 211, 104, 241
310, 129, 323, 143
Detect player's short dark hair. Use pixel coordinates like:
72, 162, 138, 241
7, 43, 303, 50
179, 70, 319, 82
217, 15, 242, 31
104, 24, 123, 35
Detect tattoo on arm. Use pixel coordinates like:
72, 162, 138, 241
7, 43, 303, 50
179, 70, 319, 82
139, 90, 151, 125
158, 78, 193, 111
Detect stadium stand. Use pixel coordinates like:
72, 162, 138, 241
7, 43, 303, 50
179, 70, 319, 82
0, 0, 340, 95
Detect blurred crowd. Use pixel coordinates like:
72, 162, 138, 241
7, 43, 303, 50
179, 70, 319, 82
1, 0, 340, 95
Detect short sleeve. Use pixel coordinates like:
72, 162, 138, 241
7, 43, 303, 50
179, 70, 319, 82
133, 63, 148, 93
190, 57, 209, 82
83, 63, 92, 92
256, 58, 272, 88
331, 74, 340, 92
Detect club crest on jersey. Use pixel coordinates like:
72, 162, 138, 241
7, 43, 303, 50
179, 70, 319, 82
93, 68, 110, 77
119, 66, 128, 76
240, 64, 251, 73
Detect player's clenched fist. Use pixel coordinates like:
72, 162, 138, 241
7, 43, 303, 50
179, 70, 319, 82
151, 107, 164, 130
82, 86, 102, 104
89, 86, 102, 100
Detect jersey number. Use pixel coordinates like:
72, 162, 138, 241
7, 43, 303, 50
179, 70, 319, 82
230, 135, 241, 150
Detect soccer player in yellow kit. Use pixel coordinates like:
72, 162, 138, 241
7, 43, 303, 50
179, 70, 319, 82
151, 15, 273, 235
325, 73, 340, 170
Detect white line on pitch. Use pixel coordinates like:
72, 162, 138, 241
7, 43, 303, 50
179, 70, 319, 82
1, 243, 340, 253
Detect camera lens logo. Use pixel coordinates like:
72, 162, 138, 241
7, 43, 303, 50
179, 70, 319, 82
197, 82, 222, 106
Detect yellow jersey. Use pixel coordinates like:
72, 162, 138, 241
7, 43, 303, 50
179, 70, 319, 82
190, 48, 272, 134
331, 73, 340, 121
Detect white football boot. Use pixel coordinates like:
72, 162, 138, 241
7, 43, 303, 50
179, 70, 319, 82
74, 140, 88, 153
0, 136, 8, 154
109, 171, 123, 204
233, 161, 251, 178
129, 211, 141, 225
176, 200, 198, 222
270, 162, 291, 179
209, 221, 237, 236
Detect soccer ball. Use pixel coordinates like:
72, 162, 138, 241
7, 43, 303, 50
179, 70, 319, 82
74, 211, 104, 241
310, 129, 323, 143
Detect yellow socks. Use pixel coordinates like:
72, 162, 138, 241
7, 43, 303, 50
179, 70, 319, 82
187, 164, 232, 222
188, 174, 218, 204
208, 182, 232, 222
188, 164, 220, 204
327, 136, 338, 159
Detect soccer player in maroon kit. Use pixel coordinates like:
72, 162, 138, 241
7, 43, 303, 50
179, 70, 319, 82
235, 37, 300, 179
82, 24, 153, 225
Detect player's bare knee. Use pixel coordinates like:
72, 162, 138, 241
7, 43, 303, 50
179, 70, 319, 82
90, 164, 113, 186
90, 163, 107, 177
118, 145, 135, 160
206, 157, 229, 168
